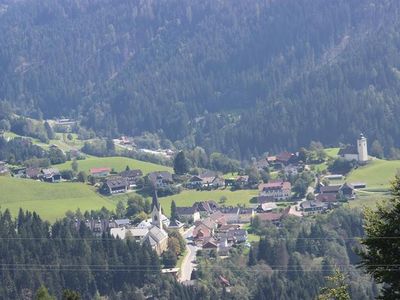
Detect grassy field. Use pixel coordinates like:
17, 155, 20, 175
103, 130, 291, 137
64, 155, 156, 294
0, 176, 116, 221
347, 190, 390, 210
3, 131, 84, 152
56, 156, 173, 174
159, 189, 258, 216
346, 159, 400, 190
325, 147, 339, 158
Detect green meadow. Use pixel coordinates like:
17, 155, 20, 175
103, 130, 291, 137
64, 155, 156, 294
346, 159, 400, 190
0, 176, 115, 221
159, 189, 258, 216
56, 156, 173, 174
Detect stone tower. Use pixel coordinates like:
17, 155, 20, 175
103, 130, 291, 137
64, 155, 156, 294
357, 133, 368, 162
151, 190, 162, 229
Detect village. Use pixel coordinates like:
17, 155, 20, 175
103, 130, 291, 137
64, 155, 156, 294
0, 131, 372, 281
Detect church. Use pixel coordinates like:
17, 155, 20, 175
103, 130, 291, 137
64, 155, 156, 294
338, 133, 368, 163
110, 191, 169, 255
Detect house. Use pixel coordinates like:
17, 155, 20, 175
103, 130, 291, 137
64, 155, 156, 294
340, 182, 355, 199
176, 206, 200, 222
258, 180, 291, 201
78, 218, 110, 236
200, 176, 225, 189
254, 207, 290, 226
316, 193, 338, 203
109, 219, 131, 228
235, 175, 250, 188
300, 200, 327, 216
202, 238, 218, 249
26, 167, 42, 180
119, 169, 143, 188
320, 183, 355, 200
148, 171, 173, 189
187, 175, 203, 188
256, 202, 278, 213
219, 207, 240, 224
276, 152, 298, 166
90, 167, 111, 178
101, 177, 128, 195
11, 167, 26, 178
41, 168, 61, 183
193, 217, 217, 242
168, 219, 185, 234
338, 133, 368, 162
192, 201, 219, 215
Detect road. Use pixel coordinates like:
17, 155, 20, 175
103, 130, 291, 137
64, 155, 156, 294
179, 227, 197, 282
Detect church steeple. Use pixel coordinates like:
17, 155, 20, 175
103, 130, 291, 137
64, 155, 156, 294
151, 190, 162, 228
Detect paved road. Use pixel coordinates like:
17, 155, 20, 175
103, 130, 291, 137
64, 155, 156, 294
179, 227, 197, 282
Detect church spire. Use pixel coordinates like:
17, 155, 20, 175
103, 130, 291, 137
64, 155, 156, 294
151, 189, 160, 211
151, 189, 162, 228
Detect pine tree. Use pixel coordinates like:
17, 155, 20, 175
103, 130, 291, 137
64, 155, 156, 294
317, 269, 350, 300
173, 151, 189, 175
359, 175, 400, 299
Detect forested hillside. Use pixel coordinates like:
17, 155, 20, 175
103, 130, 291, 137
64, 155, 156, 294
2, 0, 400, 157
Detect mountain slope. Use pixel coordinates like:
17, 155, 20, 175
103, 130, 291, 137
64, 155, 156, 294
1, 0, 400, 157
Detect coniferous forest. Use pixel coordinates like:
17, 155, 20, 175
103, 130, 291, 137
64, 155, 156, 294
2, 0, 400, 157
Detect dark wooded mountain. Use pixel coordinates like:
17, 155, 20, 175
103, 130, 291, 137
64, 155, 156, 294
1, 0, 400, 157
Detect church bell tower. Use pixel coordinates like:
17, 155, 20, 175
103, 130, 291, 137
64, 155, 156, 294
151, 190, 162, 229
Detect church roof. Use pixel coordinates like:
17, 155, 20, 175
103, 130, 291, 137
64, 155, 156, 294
148, 226, 168, 243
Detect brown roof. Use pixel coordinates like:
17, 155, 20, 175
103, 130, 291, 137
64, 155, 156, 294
320, 185, 341, 194
316, 193, 338, 202
259, 180, 291, 191
255, 212, 283, 222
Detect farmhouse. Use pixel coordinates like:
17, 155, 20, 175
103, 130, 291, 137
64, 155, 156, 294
119, 169, 143, 188
90, 167, 111, 177
26, 167, 42, 180
41, 168, 61, 183
192, 201, 219, 215
320, 183, 355, 200
101, 177, 128, 195
300, 200, 327, 216
175, 206, 200, 222
253, 207, 290, 226
276, 151, 298, 165
148, 171, 173, 188
258, 180, 291, 201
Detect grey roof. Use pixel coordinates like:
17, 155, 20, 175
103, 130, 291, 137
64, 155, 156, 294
300, 200, 326, 210
106, 177, 128, 189
119, 169, 143, 178
169, 219, 184, 228
114, 219, 131, 226
220, 207, 240, 214
42, 168, 60, 176
148, 226, 168, 243
338, 145, 358, 155
320, 185, 341, 193
148, 171, 173, 183
176, 206, 198, 215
